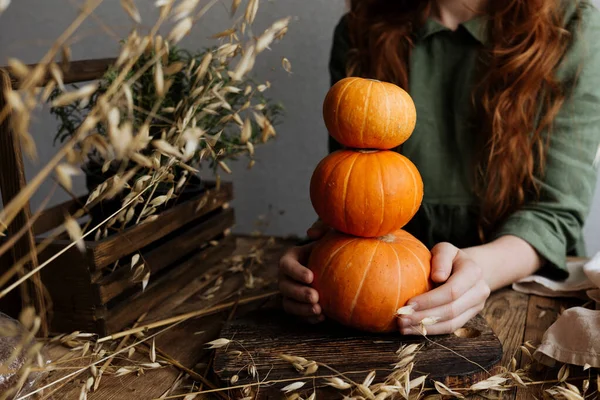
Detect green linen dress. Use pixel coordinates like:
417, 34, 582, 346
327, 2, 600, 278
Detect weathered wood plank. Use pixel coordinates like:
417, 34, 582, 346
96, 207, 235, 303
37, 243, 105, 334
104, 235, 237, 334
482, 288, 529, 400
480, 288, 529, 399
5, 58, 116, 89
32, 195, 86, 235
46, 343, 182, 400
482, 288, 529, 369
88, 182, 233, 269
166, 236, 291, 317
0, 246, 21, 318
214, 309, 503, 399
0, 69, 48, 334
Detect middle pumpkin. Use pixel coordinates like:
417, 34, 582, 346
310, 149, 424, 238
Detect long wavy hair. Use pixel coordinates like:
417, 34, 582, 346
345, 0, 574, 239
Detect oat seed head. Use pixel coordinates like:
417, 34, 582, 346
281, 381, 306, 393
0, 0, 10, 14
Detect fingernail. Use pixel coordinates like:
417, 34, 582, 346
304, 272, 313, 284
408, 302, 418, 310
306, 292, 314, 303
312, 305, 320, 314
399, 317, 411, 327
396, 303, 417, 316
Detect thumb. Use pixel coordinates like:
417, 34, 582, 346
306, 219, 330, 240
430, 242, 460, 283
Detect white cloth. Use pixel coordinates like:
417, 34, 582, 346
511, 253, 600, 368
512, 258, 596, 299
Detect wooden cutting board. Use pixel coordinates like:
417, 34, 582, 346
213, 308, 503, 398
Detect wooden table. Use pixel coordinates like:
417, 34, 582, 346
36, 236, 593, 399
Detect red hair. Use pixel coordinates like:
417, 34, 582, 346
346, 0, 573, 238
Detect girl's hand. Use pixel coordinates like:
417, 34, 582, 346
397, 243, 491, 335
278, 220, 331, 323
305, 219, 331, 240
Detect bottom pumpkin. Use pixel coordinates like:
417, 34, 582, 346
308, 229, 432, 333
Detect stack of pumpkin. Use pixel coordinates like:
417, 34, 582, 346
308, 77, 433, 333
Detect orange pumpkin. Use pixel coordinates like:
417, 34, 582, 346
322, 77, 417, 150
310, 149, 423, 237
308, 229, 432, 333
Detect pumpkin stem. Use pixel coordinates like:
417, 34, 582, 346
356, 149, 379, 154
379, 234, 396, 243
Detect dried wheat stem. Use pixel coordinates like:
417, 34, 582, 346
16, 318, 188, 400
97, 291, 279, 343
0, 124, 80, 238
0, 228, 64, 292
1, 166, 145, 289
158, 372, 184, 399
0, 183, 152, 300
411, 324, 490, 375
134, 180, 159, 225
149, 1, 172, 38
138, 343, 228, 400
317, 362, 361, 387
0, 104, 10, 128
21, 0, 104, 90
433, 375, 592, 392
132, 104, 175, 125
154, 372, 366, 400
81, 6, 121, 41
120, 48, 170, 96
0, 183, 56, 279
195, 296, 241, 393
36, 366, 90, 400
193, 0, 220, 21
93, 312, 148, 391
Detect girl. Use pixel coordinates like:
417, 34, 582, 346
278, 0, 600, 335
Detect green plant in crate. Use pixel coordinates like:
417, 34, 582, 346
48, 39, 284, 236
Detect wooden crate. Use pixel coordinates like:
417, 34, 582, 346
35, 181, 235, 335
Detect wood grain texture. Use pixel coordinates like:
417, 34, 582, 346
38, 181, 232, 270
96, 207, 235, 303
104, 233, 237, 333
213, 309, 503, 398
0, 69, 48, 334
38, 244, 103, 334
38, 210, 235, 335
480, 288, 529, 400
5, 58, 116, 89
32, 195, 86, 235
88, 181, 233, 269
481, 288, 529, 369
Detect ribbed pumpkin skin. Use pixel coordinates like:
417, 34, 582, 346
310, 150, 423, 237
323, 77, 417, 150
308, 229, 432, 333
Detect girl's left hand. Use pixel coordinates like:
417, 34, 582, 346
397, 242, 491, 335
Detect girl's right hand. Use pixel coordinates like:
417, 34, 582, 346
278, 220, 331, 323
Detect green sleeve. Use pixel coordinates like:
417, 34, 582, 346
327, 15, 351, 154
492, 3, 600, 277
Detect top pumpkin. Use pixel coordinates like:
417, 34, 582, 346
323, 77, 417, 150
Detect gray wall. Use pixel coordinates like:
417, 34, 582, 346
0, 0, 598, 256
